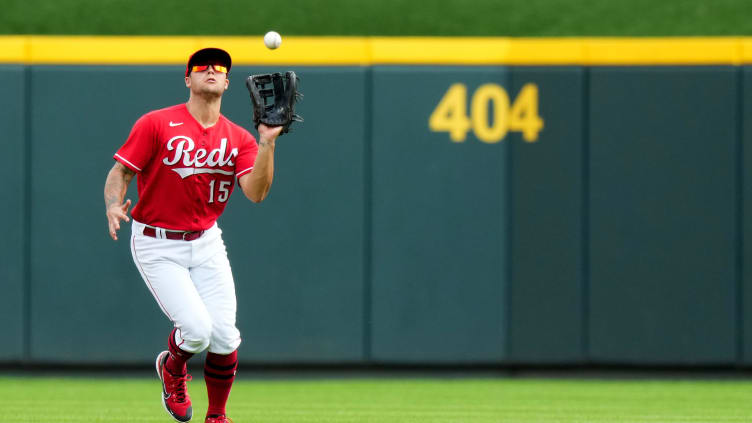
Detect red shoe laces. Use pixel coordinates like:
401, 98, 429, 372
168, 373, 192, 403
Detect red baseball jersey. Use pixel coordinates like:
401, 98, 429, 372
114, 103, 258, 231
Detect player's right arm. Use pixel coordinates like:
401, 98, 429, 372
104, 162, 136, 241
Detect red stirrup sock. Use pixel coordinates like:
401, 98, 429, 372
166, 328, 194, 375
204, 350, 238, 417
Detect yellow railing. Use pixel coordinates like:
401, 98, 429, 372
2, 36, 752, 65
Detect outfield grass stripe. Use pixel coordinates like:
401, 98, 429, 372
1, 376, 751, 422
5, 36, 752, 65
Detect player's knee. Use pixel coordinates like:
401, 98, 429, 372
180, 318, 213, 353
209, 324, 241, 354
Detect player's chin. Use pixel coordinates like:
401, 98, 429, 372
198, 86, 224, 98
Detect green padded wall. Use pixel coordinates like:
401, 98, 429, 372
0, 66, 27, 361
507, 67, 585, 363
588, 67, 738, 364
0, 62, 748, 366
370, 66, 509, 362
742, 66, 752, 364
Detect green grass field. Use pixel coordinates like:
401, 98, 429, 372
1, 375, 751, 422
3, 0, 752, 36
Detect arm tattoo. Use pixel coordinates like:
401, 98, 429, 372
105, 163, 135, 209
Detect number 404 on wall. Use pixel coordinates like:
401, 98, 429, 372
429, 83, 543, 143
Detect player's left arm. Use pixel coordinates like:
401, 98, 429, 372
238, 124, 283, 203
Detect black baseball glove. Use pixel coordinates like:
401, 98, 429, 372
245, 71, 303, 135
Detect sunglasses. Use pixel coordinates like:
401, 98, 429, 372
190, 64, 228, 74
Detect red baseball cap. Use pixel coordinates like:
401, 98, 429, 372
186, 47, 232, 77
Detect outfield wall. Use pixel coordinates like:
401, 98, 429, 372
1, 37, 750, 366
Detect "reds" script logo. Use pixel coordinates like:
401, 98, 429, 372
162, 136, 238, 179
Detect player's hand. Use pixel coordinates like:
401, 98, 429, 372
258, 123, 283, 144
106, 199, 131, 241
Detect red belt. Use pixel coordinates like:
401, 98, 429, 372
142, 226, 204, 241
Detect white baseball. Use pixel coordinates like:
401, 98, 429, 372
264, 31, 282, 49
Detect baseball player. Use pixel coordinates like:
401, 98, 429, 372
103, 47, 283, 423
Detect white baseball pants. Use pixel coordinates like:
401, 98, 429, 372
130, 220, 241, 354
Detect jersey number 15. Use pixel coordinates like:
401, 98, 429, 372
208, 180, 231, 203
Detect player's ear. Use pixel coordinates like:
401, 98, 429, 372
224, 77, 229, 90
185, 76, 191, 88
